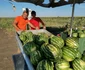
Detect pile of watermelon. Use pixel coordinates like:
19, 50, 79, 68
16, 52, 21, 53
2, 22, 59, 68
68, 29, 85, 38
19, 31, 85, 70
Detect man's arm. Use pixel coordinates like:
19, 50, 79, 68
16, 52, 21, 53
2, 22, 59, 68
13, 20, 20, 31
39, 18, 46, 29
27, 22, 39, 30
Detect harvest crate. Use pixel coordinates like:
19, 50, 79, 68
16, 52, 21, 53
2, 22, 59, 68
16, 29, 52, 70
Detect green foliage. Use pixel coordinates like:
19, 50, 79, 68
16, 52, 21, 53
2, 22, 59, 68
0, 18, 14, 31
0, 17, 85, 32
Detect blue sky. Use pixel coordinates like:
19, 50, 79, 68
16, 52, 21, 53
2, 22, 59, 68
0, 0, 85, 17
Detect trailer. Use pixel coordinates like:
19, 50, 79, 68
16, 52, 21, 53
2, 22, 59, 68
13, 29, 52, 70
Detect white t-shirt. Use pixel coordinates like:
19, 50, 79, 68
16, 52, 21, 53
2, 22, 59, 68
28, 9, 32, 20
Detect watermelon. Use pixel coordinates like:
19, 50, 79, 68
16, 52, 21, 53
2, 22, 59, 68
26, 31, 34, 41
74, 49, 82, 59
19, 31, 34, 45
79, 33, 85, 38
40, 43, 48, 58
41, 44, 62, 61
73, 59, 85, 70
62, 46, 76, 61
55, 59, 70, 70
38, 33, 49, 45
36, 60, 54, 70
77, 30, 83, 33
33, 35, 39, 43
30, 50, 42, 66
20, 31, 27, 35
72, 33, 78, 37
23, 32, 34, 45
50, 35, 64, 48
66, 37, 79, 48
34, 33, 49, 46
68, 29, 76, 36
23, 39, 29, 45
23, 42, 38, 55
19, 34, 27, 42
19, 31, 27, 42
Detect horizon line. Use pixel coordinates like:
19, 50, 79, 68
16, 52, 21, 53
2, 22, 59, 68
0, 16, 85, 18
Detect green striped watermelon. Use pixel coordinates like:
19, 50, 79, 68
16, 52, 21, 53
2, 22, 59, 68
41, 44, 62, 61
19, 31, 27, 42
50, 35, 64, 48
36, 60, 54, 70
79, 33, 85, 38
33, 33, 49, 46
26, 31, 33, 41
55, 59, 70, 70
74, 49, 82, 59
30, 50, 42, 66
38, 33, 49, 45
66, 37, 79, 48
73, 59, 85, 70
23, 32, 34, 45
62, 46, 76, 61
19, 31, 34, 45
23, 42, 38, 55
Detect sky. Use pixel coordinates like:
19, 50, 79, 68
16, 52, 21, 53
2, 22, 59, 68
0, 0, 85, 17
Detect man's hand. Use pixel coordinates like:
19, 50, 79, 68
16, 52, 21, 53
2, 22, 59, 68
39, 18, 46, 30
16, 29, 23, 33
43, 26, 46, 29
35, 27, 39, 30
16, 27, 21, 31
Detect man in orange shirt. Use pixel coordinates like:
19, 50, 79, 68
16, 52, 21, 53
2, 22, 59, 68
30, 11, 46, 30
13, 8, 36, 53
13, 8, 36, 32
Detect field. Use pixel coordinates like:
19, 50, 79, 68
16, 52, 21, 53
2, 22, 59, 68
0, 17, 85, 31
0, 17, 85, 70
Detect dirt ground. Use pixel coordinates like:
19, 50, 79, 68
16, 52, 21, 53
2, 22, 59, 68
0, 29, 18, 70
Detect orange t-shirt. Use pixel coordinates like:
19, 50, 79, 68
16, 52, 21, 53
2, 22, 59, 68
14, 16, 29, 31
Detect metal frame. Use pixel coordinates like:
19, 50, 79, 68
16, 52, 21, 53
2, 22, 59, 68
16, 33, 34, 70
70, 0, 75, 37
